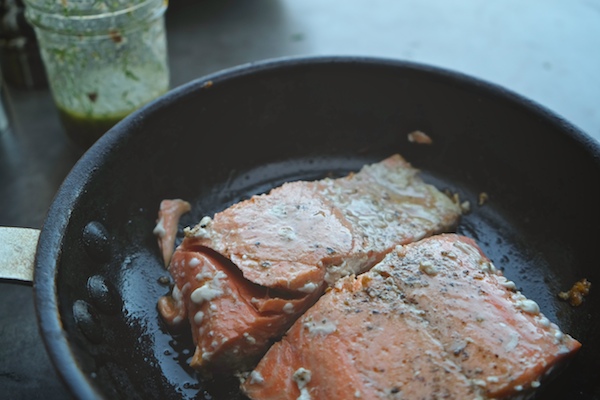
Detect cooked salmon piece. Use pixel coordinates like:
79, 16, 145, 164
158, 248, 325, 370
153, 199, 191, 266
158, 154, 462, 371
242, 234, 581, 400
183, 154, 461, 290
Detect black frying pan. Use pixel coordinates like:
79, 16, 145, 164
34, 56, 600, 399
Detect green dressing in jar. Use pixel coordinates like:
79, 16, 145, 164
23, 0, 170, 148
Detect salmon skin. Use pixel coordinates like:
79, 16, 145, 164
241, 234, 581, 400
157, 154, 462, 372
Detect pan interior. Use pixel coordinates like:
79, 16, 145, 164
35, 58, 600, 400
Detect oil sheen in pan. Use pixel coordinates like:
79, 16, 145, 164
114, 156, 580, 400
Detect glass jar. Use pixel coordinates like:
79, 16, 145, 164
23, 0, 169, 148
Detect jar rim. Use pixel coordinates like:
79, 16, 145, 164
23, 0, 166, 15
24, 0, 167, 34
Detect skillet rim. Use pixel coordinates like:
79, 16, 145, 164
32, 55, 600, 399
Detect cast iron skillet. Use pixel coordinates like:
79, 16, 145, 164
34, 56, 600, 399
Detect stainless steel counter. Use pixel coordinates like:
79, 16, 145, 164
1, 0, 598, 398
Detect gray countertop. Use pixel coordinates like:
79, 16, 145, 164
167, 0, 600, 142
1, 0, 598, 398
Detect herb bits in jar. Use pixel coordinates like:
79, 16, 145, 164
23, 0, 170, 148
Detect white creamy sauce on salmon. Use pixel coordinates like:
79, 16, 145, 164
293, 368, 312, 400
283, 302, 295, 314
153, 217, 166, 237
184, 216, 213, 239
190, 271, 227, 304
324, 255, 371, 286
189, 257, 201, 267
298, 282, 318, 293
303, 317, 337, 336
504, 332, 520, 352
516, 299, 540, 315
243, 332, 257, 345
194, 311, 204, 324
249, 370, 265, 385
277, 226, 297, 241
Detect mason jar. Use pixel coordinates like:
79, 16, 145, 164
23, 0, 170, 148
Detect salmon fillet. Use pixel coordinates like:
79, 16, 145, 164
157, 154, 462, 371
241, 234, 581, 400
154, 199, 192, 266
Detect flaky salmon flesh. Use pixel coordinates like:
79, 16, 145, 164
157, 154, 462, 371
241, 234, 581, 400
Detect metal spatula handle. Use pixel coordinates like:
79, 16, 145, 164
0, 227, 39, 282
